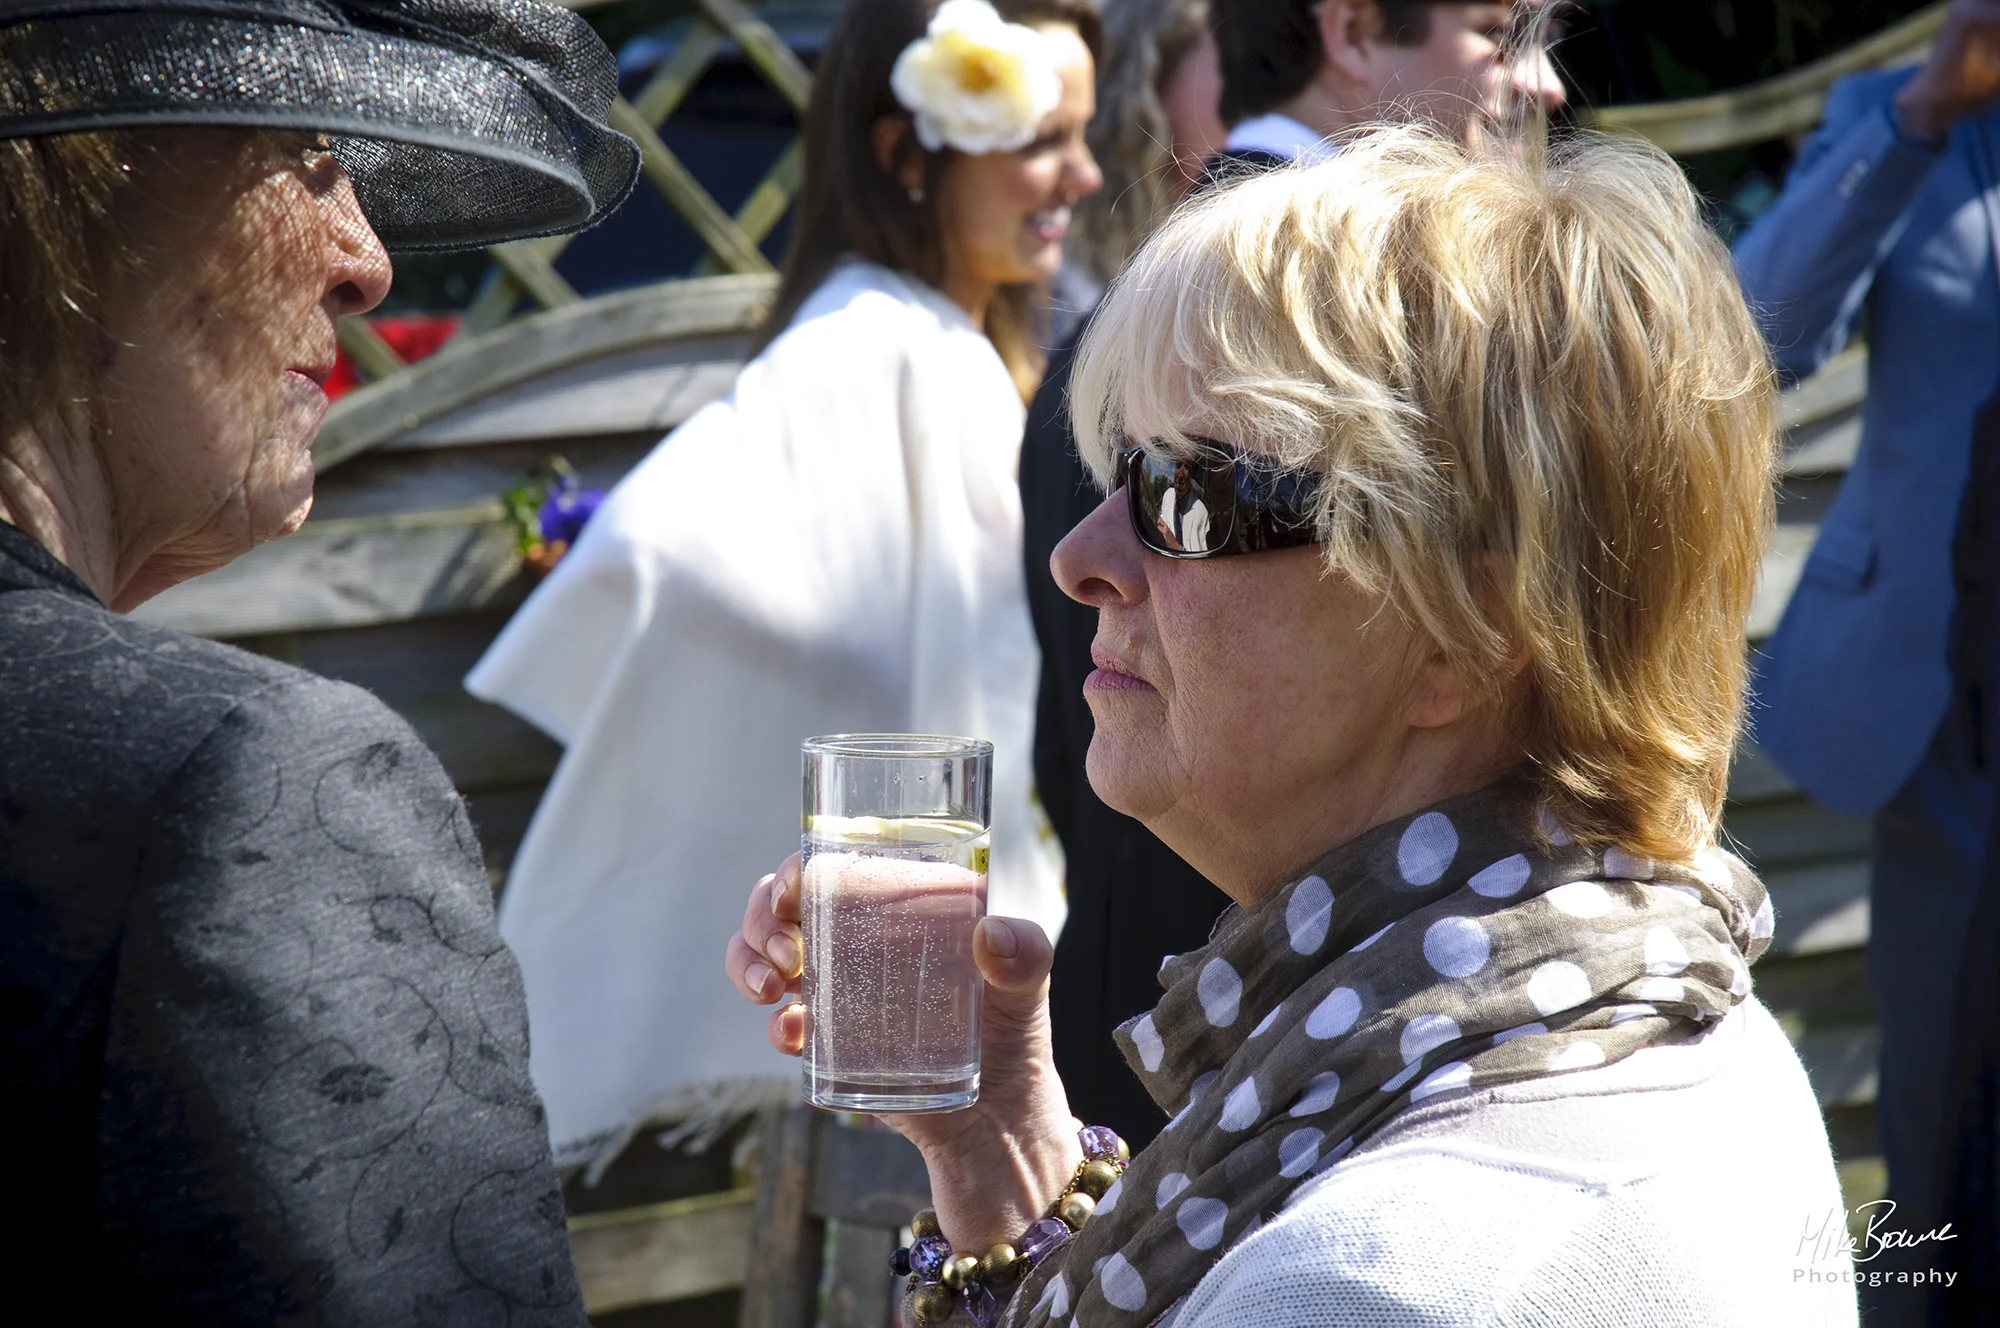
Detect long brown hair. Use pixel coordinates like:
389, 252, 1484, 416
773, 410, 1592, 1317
754, 0, 1102, 402
1068, 0, 1210, 284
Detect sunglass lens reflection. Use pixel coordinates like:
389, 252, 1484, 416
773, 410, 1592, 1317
1129, 450, 1233, 555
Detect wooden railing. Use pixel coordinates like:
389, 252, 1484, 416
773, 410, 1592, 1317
1582, 2, 1946, 154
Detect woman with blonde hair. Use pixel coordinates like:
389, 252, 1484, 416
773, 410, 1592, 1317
469, 0, 1102, 1162
733, 127, 1855, 1325
1066, 0, 1224, 292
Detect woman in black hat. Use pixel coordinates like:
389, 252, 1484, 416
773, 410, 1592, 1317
0, 2, 636, 1319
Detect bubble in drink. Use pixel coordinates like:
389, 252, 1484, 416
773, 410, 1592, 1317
801, 817, 988, 1112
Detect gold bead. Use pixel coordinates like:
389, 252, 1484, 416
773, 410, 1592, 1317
911, 1283, 957, 1323
1057, 1189, 1097, 1229
1076, 1159, 1120, 1198
981, 1243, 1021, 1285
941, 1254, 981, 1291
1115, 1135, 1131, 1163
911, 1208, 942, 1240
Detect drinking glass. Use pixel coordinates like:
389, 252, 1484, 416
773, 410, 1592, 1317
800, 734, 992, 1112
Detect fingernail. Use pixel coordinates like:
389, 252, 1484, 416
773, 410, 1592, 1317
981, 917, 1018, 959
746, 962, 775, 998
770, 875, 792, 915
769, 932, 800, 976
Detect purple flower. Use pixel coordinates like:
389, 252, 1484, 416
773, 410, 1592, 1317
538, 480, 605, 548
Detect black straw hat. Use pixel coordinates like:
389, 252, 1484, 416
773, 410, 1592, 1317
0, 0, 642, 250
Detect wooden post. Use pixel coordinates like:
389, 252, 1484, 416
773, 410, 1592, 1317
453, 20, 731, 341
337, 315, 406, 381
824, 1223, 899, 1328
739, 1106, 823, 1328
489, 240, 581, 310
608, 97, 776, 276
697, 0, 814, 111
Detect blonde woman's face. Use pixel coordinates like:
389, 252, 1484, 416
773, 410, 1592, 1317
92, 129, 390, 609
937, 23, 1102, 295
1049, 472, 1437, 903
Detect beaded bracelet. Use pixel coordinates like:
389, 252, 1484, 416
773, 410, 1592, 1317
892, 1126, 1131, 1326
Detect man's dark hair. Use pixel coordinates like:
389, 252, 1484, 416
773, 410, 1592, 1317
1213, 0, 1441, 124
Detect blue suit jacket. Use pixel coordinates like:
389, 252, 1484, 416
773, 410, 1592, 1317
1737, 69, 2000, 815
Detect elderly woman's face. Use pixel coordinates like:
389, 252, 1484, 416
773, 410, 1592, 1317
94, 129, 389, 607
1052, 479, 1449, 900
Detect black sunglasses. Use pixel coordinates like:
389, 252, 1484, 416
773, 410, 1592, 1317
1116, 440, 1325, 560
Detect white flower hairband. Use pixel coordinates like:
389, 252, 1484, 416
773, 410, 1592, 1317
890, 0, 1063, 156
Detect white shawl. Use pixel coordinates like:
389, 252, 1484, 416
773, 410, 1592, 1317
466, 261, 1065, 1158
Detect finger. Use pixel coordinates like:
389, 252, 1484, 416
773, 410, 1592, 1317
767, 1000, 807, 1056
743, 872, 777, 932
974, 915, 1054, 992
741, 872, 804, 979
726, 931, 787, 1004
769, 852, 804, 924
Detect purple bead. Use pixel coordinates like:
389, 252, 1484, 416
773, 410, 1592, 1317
964, 1280, 1000, 1328
1079, 1126, 1121, 1161
911, 1234, 953, 1282
1019, 1217, 1071, 1268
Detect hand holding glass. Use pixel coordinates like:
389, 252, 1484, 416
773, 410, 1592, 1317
801, 734, 991, 1113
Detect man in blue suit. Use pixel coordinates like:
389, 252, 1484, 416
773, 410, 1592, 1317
1735, 3, 2000, 1319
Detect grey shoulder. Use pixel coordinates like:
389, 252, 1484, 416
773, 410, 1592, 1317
116, 625, 439, 787
0, 586, 297, 695
0, 594, 372, 819
165, 665, 477, 862
31, 618, 488, 878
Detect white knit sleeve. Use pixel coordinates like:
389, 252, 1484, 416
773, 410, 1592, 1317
1168, 1138, 1847, 1328
1170, 1147, 1614, 1327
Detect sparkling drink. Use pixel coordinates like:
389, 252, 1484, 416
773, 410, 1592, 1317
802, 818, 989, 1111
801, 736, 993, 1113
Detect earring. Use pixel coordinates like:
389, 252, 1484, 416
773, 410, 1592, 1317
907, 185, 925, 204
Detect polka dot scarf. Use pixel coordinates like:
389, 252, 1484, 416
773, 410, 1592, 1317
1002, 786, 1773, 1328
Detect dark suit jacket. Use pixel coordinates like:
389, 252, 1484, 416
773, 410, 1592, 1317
1022, 335, 1227, 1148
0, 520, 583, 1324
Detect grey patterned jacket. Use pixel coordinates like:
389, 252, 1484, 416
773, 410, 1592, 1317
0, 520, 585, 1325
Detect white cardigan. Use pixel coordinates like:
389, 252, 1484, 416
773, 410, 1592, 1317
1161, 998, 1856, 1326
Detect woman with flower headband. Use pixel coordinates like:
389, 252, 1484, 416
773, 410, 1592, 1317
730, 127, 1856, 1325
468, 0, 1103, 1162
